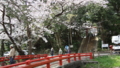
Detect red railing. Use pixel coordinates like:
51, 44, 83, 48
0, 54, 48, 62
0, 52, 92, 68
0, 54, 48, 67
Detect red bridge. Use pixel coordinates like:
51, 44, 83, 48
0, 53, 93, 68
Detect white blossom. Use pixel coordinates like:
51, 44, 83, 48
0, 0, 108, 44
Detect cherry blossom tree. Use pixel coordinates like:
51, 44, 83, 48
0, 0, 108, 55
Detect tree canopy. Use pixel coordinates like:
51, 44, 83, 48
0, 0, 119, 55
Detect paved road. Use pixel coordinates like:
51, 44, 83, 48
94, 52, 110, 56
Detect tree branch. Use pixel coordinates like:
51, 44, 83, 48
6, 15, 12, 35
46, 3, 67, 28
54, 2, 66, 17
1, 4, 24, 55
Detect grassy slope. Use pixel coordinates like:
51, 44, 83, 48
93, 55, 120, 68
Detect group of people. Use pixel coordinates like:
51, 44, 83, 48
50, 47, 71, 56
8, 44, 71, 64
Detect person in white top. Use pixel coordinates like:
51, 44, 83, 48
59, 48, 63, 55
9, 44, 16, 64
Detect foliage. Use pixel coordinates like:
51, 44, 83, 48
0, 0, 111, 55
99, 0, 120, 44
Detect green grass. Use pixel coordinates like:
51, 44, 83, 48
92, 55, 120, 68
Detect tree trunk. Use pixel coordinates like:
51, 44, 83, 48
55, 33, 59, 47
69, 28, 72, 45
54, 32, 62, 48
1, 40, 5, 56
1, 5, 24, 55
27, 25, 32, 55
58, 32, 62, 48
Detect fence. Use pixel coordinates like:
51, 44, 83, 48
0, 52, 92, 68
0, 54, 48, 66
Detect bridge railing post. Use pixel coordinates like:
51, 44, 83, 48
74, 53, 76, 61
67, 54, 70, 63
46, 57, 50, 68
78, 53, 81, 60
25, 60, 32, 68
59, 55, 62, 66
90, 52, 93, 59
26, 60, 31, 65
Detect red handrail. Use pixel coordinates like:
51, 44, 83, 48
0, 53, 92, 68
0, 54, 48, 62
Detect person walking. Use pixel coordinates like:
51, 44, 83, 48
50, 47, 54, 56
9, 44, 16, 64
58, 48, 63, 55
67, 48, 71, 54
109, 45, 113, 54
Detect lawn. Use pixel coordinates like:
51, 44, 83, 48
92, 55, 120, 68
